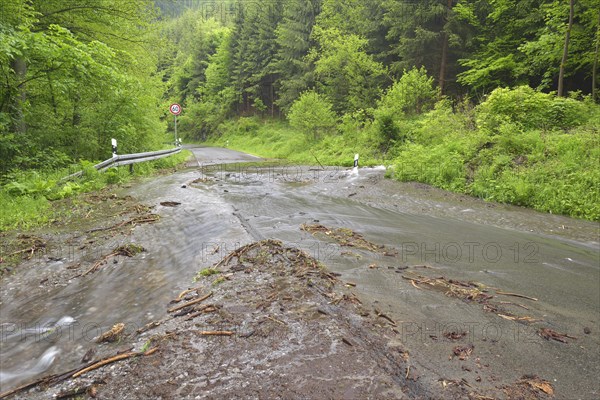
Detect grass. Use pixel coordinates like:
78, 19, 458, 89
204, 103, 599, 221
0, 150, 191, 232
209, 118, 387, 167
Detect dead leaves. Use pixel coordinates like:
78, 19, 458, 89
96, 323, 125, 344
452, 344, 474, 360
503, 375, 554, 398
444, 331, 468, 341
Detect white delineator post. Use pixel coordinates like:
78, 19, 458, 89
174, 114, 178, 146
354, 154, 359, 168
169, 103, 182, 146
111, 138, 117, 158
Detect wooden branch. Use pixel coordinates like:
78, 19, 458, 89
0, 347, 158, 399
495, 291, 538, 301
266, 315, 286, 325
168, 292, 213, 313
82, 252, 118, 276
86, 214, 159, 233
72, 352, 137, 378
200, 331, 234, 336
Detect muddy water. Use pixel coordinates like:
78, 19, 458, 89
1, 147, 598, 397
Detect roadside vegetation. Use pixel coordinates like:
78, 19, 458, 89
0, 1, 188, 231
0, 151, 190, 231
160, 1, 599, 222
2, 1, 599, 225
211, 80, 600, 221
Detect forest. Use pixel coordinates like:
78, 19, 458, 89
1, 0, 599, 225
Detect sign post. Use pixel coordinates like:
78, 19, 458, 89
169, 103, 182, 146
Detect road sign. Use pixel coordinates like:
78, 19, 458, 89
169, 103, 182, 115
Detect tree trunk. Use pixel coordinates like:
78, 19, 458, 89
558, 0, 575, 97
438, 0, 453, 95
270, 80, 275, 118
10, 57, 27, 133
593, 11, 599, 103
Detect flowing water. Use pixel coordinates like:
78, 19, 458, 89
1, 147, 598, 397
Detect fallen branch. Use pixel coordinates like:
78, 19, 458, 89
170, 288, 198, 303
375, 310, 397, 327
185, 304, 218, 320
72, 351, 137, 378
266, 315, 286, 325
82, 252, 118, 276
495, 291, 538, 302
82, 244, 144, 276
498, 301, 530, 310
7, 237, 46, 260
200, 331, 234, 336
168, 292, 213, 313
538, 328, 577, 343
137, 321, 162, 334
0, 348, 157, 399
86, 214, 159, 233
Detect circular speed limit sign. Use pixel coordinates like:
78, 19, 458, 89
169, 103, 182, 115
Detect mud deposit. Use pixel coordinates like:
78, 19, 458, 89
4, 240, 556, 400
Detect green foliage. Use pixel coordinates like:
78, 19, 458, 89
373, 67, 438, 144
310, 26, 386, 113
274, 0, 322, 112
0, 151, 190, 231
0, 191, 51, 231
287, 91, 337, 140
376, 67, 438, 117
194, 268, 220, 282
0, 0, 166, 172
476, 86, 591, 132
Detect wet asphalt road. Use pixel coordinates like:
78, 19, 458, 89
1, 146, 599, 398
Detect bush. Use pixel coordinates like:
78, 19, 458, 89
287, 91, 337, 140
476, 86, 590, 132
376, 67, 438, 118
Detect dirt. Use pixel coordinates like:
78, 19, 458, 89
0, 190, 153, 279
3, 240, 466, 399
2, 234, 553, 399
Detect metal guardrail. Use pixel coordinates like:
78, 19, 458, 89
62, 147, 182, 181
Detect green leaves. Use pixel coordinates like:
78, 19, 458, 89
311, 26, 386, 113
0, 0, 165, 173
287, 90, 337, 140
376, 67, 438, 118
475, 86, 590, 132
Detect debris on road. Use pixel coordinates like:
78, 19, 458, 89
96, 323, 125, 343
538, 328, 577, 343
452, 344, 474, 360
300, 223, 395, 254
159, 201, 181, 207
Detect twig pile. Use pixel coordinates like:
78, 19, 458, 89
300, 224, 393, 254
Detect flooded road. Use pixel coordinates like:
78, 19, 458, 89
1, 146, 598, 398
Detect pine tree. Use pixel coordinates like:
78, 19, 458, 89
274, 0, 322, 113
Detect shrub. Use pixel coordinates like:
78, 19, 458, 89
376, 67, 438, 118
476, 86, 589, 132
287, 91, 337, 140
